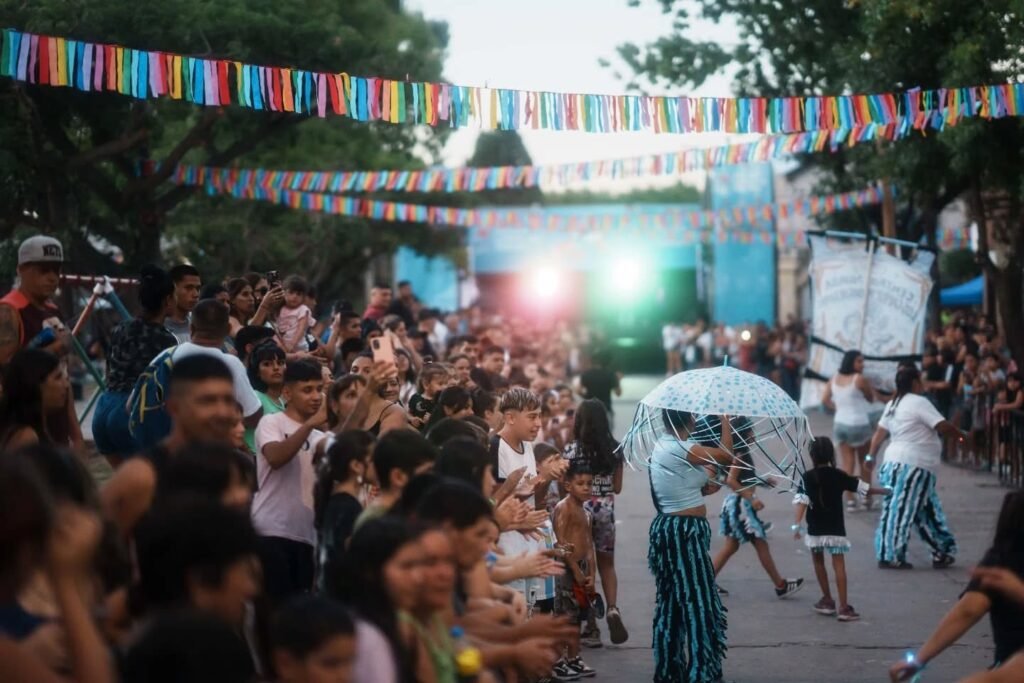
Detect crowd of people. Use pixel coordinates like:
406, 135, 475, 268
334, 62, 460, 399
1, 232, 1023, 683
662, 319, 807, 400
0, 234, 632, 683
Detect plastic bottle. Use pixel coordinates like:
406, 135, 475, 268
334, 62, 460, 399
451, 626, 482, 682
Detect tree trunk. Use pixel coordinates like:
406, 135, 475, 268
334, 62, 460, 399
980, 190, 1024, 363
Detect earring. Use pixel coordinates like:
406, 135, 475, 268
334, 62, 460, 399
357, 475, 364, 485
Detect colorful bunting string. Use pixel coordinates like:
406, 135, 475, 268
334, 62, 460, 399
174, 167, 883, 246
2, 27, 1023, 135
175, 123, 905, 195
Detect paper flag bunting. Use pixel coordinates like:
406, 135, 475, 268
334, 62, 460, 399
173, 164, 883, 246
3, 28, 1023, 135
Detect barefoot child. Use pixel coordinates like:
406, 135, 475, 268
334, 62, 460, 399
713, 416, 804, 598
794, 437, 890, 622
553, 463, 599, 680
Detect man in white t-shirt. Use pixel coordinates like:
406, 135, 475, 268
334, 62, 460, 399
254, 359, 327, 595
869, 366, 962, 570
662, 322, 682, 376
492, 388, 567, 610
169, 299, 263, 425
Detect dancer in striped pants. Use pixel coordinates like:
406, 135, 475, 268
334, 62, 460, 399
868, 366, 962, 569
647, 410, 736, 683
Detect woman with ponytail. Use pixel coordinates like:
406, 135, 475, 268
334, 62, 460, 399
314, 430, 376, 593
869, 365, 964, 570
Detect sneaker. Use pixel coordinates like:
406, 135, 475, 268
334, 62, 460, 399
932, 554, 956, 569
775, 578, 804, 598
878, 559, 914, 570
551, 660, 581, 681
568, 657, 597, 678
580, 626, 603, 649
837, 605, 861, 622
590, 593, 606, 620
716, 585, 730, 597
813, 597, 837, 615
606, 605, 629, 644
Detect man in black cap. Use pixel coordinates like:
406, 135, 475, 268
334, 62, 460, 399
0, 235, 81, 446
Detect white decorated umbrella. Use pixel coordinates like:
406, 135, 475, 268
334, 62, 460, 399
622, 365, 812, 491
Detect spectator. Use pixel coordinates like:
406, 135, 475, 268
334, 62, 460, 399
253, 359, 329, 596
362, 284, 392, 322
235, 325, 277, 366
269, 595, 357, 683
101, 354, 243, 536
127, 299, 263, 450
424, 386, 474, 433
244, 341, 288, 453
165, 264, 201, 345
353, 430, 437, 529
0, 235, 80, 448
888, 491, 1024, 680
333, 517, 425, 681
385, 280, 417, 329
273, 276, 316, 357
226, 277, 278, 338
0, 454, 112, 683
93, 265, 176, 461
0, 350, 70, 450
200, 282, 229, 305
563, 397, 628, 646
578, 350, 621, 415
314, 430, 376, 594
121, 609, 254, 683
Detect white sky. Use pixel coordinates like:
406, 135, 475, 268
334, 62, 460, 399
407, 0, 753, 192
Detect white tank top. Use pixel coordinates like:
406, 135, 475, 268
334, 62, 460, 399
832, 375, 872, 426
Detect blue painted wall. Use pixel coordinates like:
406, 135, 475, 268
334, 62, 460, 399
708, 163, 776, 325
394, 247, 459, 312
467, 203, 699, 273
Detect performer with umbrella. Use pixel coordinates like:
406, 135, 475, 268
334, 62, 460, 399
624, 365, 810, 683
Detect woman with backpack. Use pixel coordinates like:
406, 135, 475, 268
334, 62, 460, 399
91, 265, 176, 462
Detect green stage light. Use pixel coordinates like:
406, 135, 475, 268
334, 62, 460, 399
607, 254, 649, 302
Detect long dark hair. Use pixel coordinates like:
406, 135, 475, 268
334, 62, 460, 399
838, 350, 862, 375
992, 491, 1024, 558
226, 277, 253, 322
885, 365, 920, 418
332, 517, 424, 680
0, 349, 61, 447
313, 431, 375, 530
326, 374, 367, 429
808, 436, 836, 511
571, 398, 620, 475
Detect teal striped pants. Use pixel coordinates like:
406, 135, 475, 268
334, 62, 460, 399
649, 514, 727, 683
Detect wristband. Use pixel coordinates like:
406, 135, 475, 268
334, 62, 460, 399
790, 524, 803, 532
864, 454, 874, 463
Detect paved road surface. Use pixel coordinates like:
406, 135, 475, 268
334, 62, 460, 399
585, 375, 1003, 682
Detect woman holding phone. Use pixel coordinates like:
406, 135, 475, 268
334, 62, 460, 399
354, 336, 411, 435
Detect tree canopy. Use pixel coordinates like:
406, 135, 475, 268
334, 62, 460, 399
0, 0, 455, 302
617, 0, 1024, 358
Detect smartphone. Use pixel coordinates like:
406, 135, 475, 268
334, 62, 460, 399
370, 335, 395, 366
266, 270, 280, 288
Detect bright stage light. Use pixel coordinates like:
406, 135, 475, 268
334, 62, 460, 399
528, 265, 563, 300
606, 254, 649, 302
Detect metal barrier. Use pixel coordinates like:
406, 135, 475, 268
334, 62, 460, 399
944, 392, 1024, 488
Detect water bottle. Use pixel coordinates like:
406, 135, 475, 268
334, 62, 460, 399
451, 626, 482, 682
26, 327, 56, 349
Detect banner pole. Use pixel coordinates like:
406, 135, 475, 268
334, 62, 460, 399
856, 239, 877, 350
